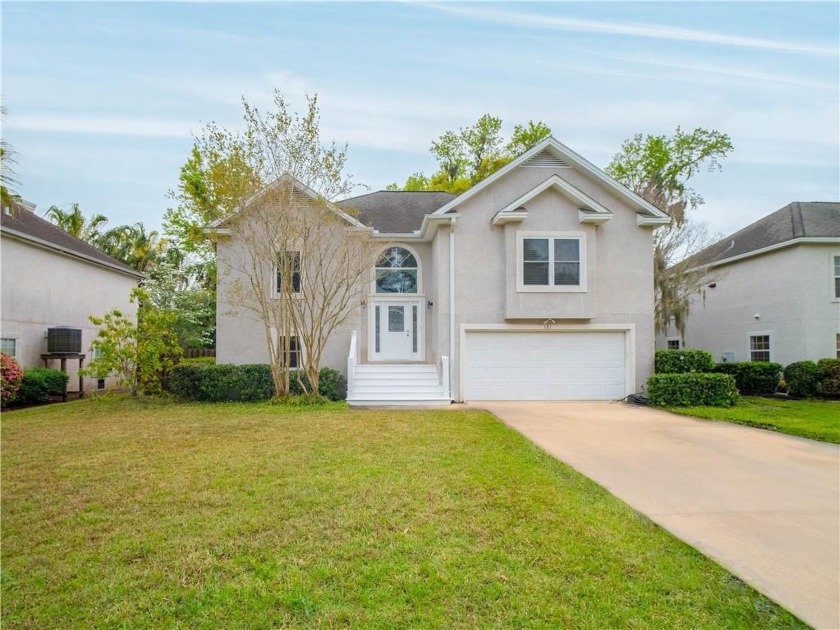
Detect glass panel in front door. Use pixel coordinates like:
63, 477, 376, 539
388, 306, 405, 332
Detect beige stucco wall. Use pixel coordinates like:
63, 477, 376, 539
216, 165, 659, 401
449, 164, 657, 399
657, 243, 840, 365
1, 235, 138, 393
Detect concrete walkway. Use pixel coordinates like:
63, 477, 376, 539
472, 401, 840, 629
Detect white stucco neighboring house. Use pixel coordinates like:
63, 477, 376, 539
213, 137, 671, 404
1, 202, 143, 394
656, 201, 840, 366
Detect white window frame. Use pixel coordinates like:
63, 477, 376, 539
516, 231, 587, 293
371, 245, 422, 295
1, 335, 18, 359
666, 337, 681, 350
269, 328, 303, 369
747, 332, 773, 363
832, 253, 840, 301
274, 250, 302, 297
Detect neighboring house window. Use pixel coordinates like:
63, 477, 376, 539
667, 339, 681, 350
1, 337, 16, 358
97, 378, 106, 390
275, 251, 301, 295
834, 255, 840, 298
375, 247, 418, 294
749, 335, 771, 362
518, 233, 585, 291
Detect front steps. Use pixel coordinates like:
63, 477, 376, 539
347, 363, 452, 407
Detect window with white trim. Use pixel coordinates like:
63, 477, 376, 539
834, 255, 840, 298
749, 334, 771, 362
275, 251, 301, 295
280, 336, 300, 369
375, 247, 418, 294
518, 233, 585, 291
1, 337, 16, 358
667, 338, 681, 350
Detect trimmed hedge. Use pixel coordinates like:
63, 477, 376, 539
648, 373, 739, 407
15, 368, 69, 404
817, 358, 840, 398
655, 349, 715, 374
783, 361, 821, 398
713, 361, 781, 395
168, 363, 346, 402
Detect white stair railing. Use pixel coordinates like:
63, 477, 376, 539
347, 330, 357, 398
440, 355, 450, 399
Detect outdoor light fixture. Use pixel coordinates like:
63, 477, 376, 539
427, 300, 434, 309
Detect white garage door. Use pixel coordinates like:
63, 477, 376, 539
464, 330, 627, 401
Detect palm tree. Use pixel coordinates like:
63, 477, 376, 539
44, 203, 109, 242
98, 222, 166, 273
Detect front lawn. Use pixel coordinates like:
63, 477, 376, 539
2, 397, 804, 628
667, 395, 840, 443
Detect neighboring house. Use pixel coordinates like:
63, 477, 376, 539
214, 137, 670, 404
1, 202, 142, 394
656, 201, 840, 365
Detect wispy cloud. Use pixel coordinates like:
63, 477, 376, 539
7, 114, 196, 138
422, 4, 837, 56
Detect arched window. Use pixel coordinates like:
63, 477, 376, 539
375, 247, 419, 293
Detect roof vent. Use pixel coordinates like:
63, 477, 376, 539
522, 149, 572, 168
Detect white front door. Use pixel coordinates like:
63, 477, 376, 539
372, 300, 421, 361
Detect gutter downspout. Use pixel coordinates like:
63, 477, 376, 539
449, 216, 457, 401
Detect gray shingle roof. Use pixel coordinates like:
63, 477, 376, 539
336, 191, 456, 233
1, 207, 142, 277
690, 201, 840, 267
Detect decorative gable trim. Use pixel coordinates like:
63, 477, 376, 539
432, 136, 671, 221
492, 174, 612, 226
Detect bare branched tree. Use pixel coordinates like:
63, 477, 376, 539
210, 91, 379, 398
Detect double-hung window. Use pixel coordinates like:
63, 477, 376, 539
833, 255, 840, 299
282, 336, 300, 368
275, 251, 301, 295
518, 233, 585, 291
749, 334, 771, 362
1, 337, 16, 358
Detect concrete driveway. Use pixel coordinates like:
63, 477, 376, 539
472, 401, 840, 629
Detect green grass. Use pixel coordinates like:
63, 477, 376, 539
2, 396, 805, 628
668, 395, 840, 443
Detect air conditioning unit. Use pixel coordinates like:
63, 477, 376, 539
47, 327, 82, 354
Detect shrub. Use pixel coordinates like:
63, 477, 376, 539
15, 368, 69, 404
0, 353, 24, 405
713, 362, 781, 395
648, 373, 739, 407
817, 358, 840, 398
784, 361, 822, 398
179, 356, 216, 365
168, 363, 347, 403
655, 349, 715, 374
196, 364, 274, 403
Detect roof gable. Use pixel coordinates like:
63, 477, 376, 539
491, 175, 613, 226
432, 136, 670, 225
207, 173, 367, 231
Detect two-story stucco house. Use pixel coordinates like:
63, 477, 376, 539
214, 137, 670, 404
1, 202, 142, 394
656, 201, 840, 366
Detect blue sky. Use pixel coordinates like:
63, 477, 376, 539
2, 2, 838, 237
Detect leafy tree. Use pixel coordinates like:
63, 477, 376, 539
391, 115, 551, 193
84, 288, 182, 395
144, 259, 215, 349
97, 222, 167, 273
204, 90, 379, 398
606, 127, 733, 336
